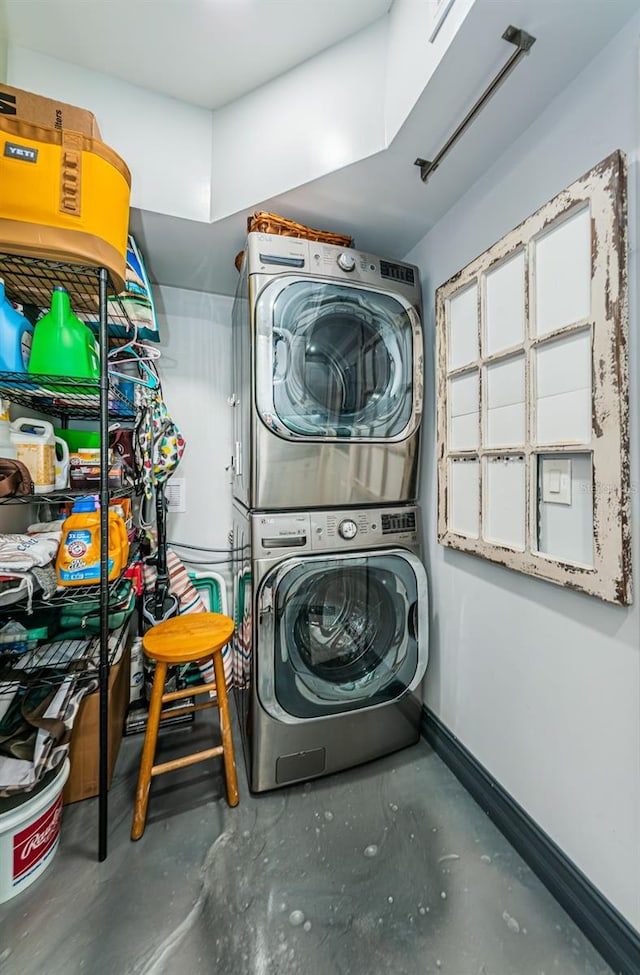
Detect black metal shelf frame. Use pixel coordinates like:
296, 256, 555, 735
0, 622, 131, 693
0, 252, 133, 327
24, 535, 142, 610
0, 252, 138, 861
0, 484, 138, 506
0, 372, 135, 420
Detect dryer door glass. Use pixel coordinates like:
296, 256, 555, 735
265, 281, 416, 439
272, 554, 420, 718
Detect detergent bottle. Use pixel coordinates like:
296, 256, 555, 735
9, 418, 59, 492
54, 437, 70, 490
28, 287, 100, 389
0, 278, 34, 373
56, 496, 130, 586
0, 400, 17, 459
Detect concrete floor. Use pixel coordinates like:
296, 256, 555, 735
0, 709, 613, 975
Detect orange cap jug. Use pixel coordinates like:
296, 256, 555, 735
56, 497, 130, 586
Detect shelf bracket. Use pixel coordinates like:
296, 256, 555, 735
414, 24, 536, 184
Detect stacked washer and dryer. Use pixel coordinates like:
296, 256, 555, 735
230, 231, 428, 792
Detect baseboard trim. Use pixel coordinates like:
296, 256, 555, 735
421, 708, 639, 975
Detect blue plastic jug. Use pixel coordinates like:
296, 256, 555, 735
0, 278, 34, 373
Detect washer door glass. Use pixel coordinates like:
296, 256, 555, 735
273, 554, 420, 718
267, 281, 415, 439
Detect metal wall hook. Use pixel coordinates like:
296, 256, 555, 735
414, 24, 536, 184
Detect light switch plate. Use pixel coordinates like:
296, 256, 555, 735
541, 458, 572, 505
165, 477, 186, 513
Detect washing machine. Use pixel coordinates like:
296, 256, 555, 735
230, 232, 424, 510
232, 501, 429, 792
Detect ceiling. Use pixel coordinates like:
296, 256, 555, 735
2, 0, 392, 109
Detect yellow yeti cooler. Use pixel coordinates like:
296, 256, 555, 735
0, 116, 131, 293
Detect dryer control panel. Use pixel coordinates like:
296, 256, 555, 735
254, 506, 419, 557
247, 231, 420, 302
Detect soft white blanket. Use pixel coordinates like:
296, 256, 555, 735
0, 532, 60, 572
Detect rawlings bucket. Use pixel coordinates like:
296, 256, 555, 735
0, 757, 69, 902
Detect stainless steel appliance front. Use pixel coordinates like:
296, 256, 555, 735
231, 233, 424, 510
232, 502, 429, 792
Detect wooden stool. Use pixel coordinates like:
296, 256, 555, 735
131, 612, 239, 841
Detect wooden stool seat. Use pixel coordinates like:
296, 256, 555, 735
131, 612, 239, 841
142, 613, 234, 664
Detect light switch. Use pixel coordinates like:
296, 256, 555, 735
165, 477, 186, 513
541, 458, 572, 505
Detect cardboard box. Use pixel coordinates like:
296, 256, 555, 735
0, 83, 101, 138
63, 646, 130, 805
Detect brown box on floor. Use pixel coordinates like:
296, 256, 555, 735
63, 646, 131, 805
0, 83, 102, 138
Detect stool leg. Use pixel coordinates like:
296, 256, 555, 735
212, 650, 239, 807
131, 660, 167, 840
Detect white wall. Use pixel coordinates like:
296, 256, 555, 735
8, 29, 389, 228
0, 38, 7, 84
0, 1, 6, 83
153, 286, 234, 588
6, 0, 476, 230
405, 18, 640, 928
8, 25, 391, 226
384, 0, 474, 144
7, 45, 213, 223
210, 19, 387, 220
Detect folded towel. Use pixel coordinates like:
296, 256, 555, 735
0, 532, 59, 572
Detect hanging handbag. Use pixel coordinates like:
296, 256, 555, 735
110, 428, 136, 471
137, 385, 186, 501
0, 457, 34, 498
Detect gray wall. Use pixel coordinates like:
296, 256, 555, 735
405, 19, 640, 928
154, 285, 234, 592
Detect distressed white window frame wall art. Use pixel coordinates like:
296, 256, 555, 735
436, 151, 631, 605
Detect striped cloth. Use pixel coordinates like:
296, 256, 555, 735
233, 569, 252, 690
142, 548, 233, 692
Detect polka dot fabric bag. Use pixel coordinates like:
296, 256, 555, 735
137, 386, 186, 500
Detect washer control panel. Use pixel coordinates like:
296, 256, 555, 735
311, 506, 418, 550
254, 507, 419, 555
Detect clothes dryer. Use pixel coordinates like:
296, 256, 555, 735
231, 233, 423, 509
232, 501, 428, 792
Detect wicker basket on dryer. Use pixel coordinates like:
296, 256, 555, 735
234, 211, 354, 272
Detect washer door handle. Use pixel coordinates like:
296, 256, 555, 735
408, 600, 418, 641
259, 583, 273, 622
273, 331, 290, 382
